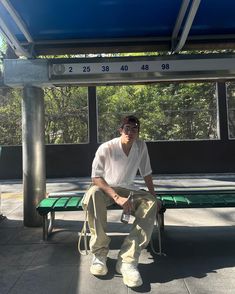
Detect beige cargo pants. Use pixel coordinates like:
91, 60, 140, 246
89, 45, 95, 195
82, 185, 157, 264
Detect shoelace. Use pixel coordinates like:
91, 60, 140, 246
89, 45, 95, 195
123, 263, 138, 271
92, 256, 106, 265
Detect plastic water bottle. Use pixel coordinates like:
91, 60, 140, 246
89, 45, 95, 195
121, 191, 133, 224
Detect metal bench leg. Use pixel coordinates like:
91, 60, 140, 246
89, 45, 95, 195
42, 212, 55, 241
48, 211, 55, 236
157, 212, 166, 255
158, 211, 165, 231
42, 215, 48, 241
150, 211, 166, 256
149, 211, 166, 255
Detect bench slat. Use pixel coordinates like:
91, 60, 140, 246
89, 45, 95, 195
37, 198, 59, 215
37, 196, 84, 215
37, 192, 235, 216
66, 196, 83, 209
159, 196, 175, 207
38, 198, 58, 208
159, 194, 235, 208
173, 196, 190, 205
53, 197, 70, 210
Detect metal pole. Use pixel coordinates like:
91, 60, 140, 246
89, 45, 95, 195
22, 86, 46, 227
88, 86, 98, 144
216, 82, 229, 141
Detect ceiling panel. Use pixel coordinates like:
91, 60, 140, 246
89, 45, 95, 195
1, 0, 235, 57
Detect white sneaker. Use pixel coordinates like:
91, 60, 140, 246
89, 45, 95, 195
116, 260, 143, 288
90, 255, 108, 276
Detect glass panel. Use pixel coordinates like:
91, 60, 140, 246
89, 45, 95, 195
44, 86, 88, 144
97, 82, 218, 142
0, 86, 89, 145
0, 88, 22, 145
226, 82, 235, 139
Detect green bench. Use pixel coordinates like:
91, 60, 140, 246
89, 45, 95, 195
36, 191, 122, 241
36, 190, 235, 253
157, 190, 235, 229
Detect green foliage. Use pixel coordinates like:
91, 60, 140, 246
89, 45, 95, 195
0, 50, 230, 145
44, 86, 88, 144
1, 48, 233, 146
0, 88, 22, 145
0, 35, 7, 58
0, 81, 220, 146
0, 86, 89, 145
97, 82, 217, 142
225, 82, 235, 138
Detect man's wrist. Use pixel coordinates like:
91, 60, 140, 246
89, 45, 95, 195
113, 194, 119, 202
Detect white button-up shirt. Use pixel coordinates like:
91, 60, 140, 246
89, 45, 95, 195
91, 137, 152, 190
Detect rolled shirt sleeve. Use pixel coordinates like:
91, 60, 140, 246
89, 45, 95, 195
139, 142, 152, 177
91, 146, 106, 178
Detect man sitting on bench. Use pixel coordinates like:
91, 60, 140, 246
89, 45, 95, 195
82, 115, 158, 288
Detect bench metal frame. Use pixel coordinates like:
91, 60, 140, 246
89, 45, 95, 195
37, 190, 235, 255
42, 211, 55, 241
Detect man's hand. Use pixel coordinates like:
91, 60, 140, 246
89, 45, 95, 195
115, 195, 134, 214
92, 177, 134, 213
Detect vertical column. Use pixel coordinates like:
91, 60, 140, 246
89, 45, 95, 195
0, 146, 1, 216
88, 86, 98, 144
0, 146, 3, 219
22, 86, 46, 227
216, 82, 229, 141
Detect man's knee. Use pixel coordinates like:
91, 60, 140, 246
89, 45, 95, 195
139, 192, 157, 208
135, 197, 156, 219
87, 185, 107, 210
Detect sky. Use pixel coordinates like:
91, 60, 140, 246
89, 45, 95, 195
0, 34, 4, 48
0, 33, 7, 53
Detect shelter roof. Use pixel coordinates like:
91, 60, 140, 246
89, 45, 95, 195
1, 0, 235, 57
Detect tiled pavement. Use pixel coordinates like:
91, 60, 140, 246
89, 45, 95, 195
1, 174, 235, 294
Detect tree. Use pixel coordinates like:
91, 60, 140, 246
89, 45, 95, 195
44, 86, 88, 144
0, 45, 220, 145
0, 40, 22, 145
225, 82, 235, 138
97, 82, 218, 142
0, 88, 22, 145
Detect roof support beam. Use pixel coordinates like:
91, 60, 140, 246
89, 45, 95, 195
0, 0, 34, 57
171, 0, 190, 52
171, 0, 201, 54
1, 0, 33, 43
4, 54, 235, 87
0, 16, 32, 58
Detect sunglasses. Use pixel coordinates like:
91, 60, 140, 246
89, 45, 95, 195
123, 125, 139, 134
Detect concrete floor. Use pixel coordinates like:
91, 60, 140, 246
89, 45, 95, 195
1, 174, 235, 294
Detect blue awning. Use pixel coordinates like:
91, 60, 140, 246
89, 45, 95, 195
1, 0, 235, 57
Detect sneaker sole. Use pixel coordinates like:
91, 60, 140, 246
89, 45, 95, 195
90, 267, 108, 276
123, 276, 143, 288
